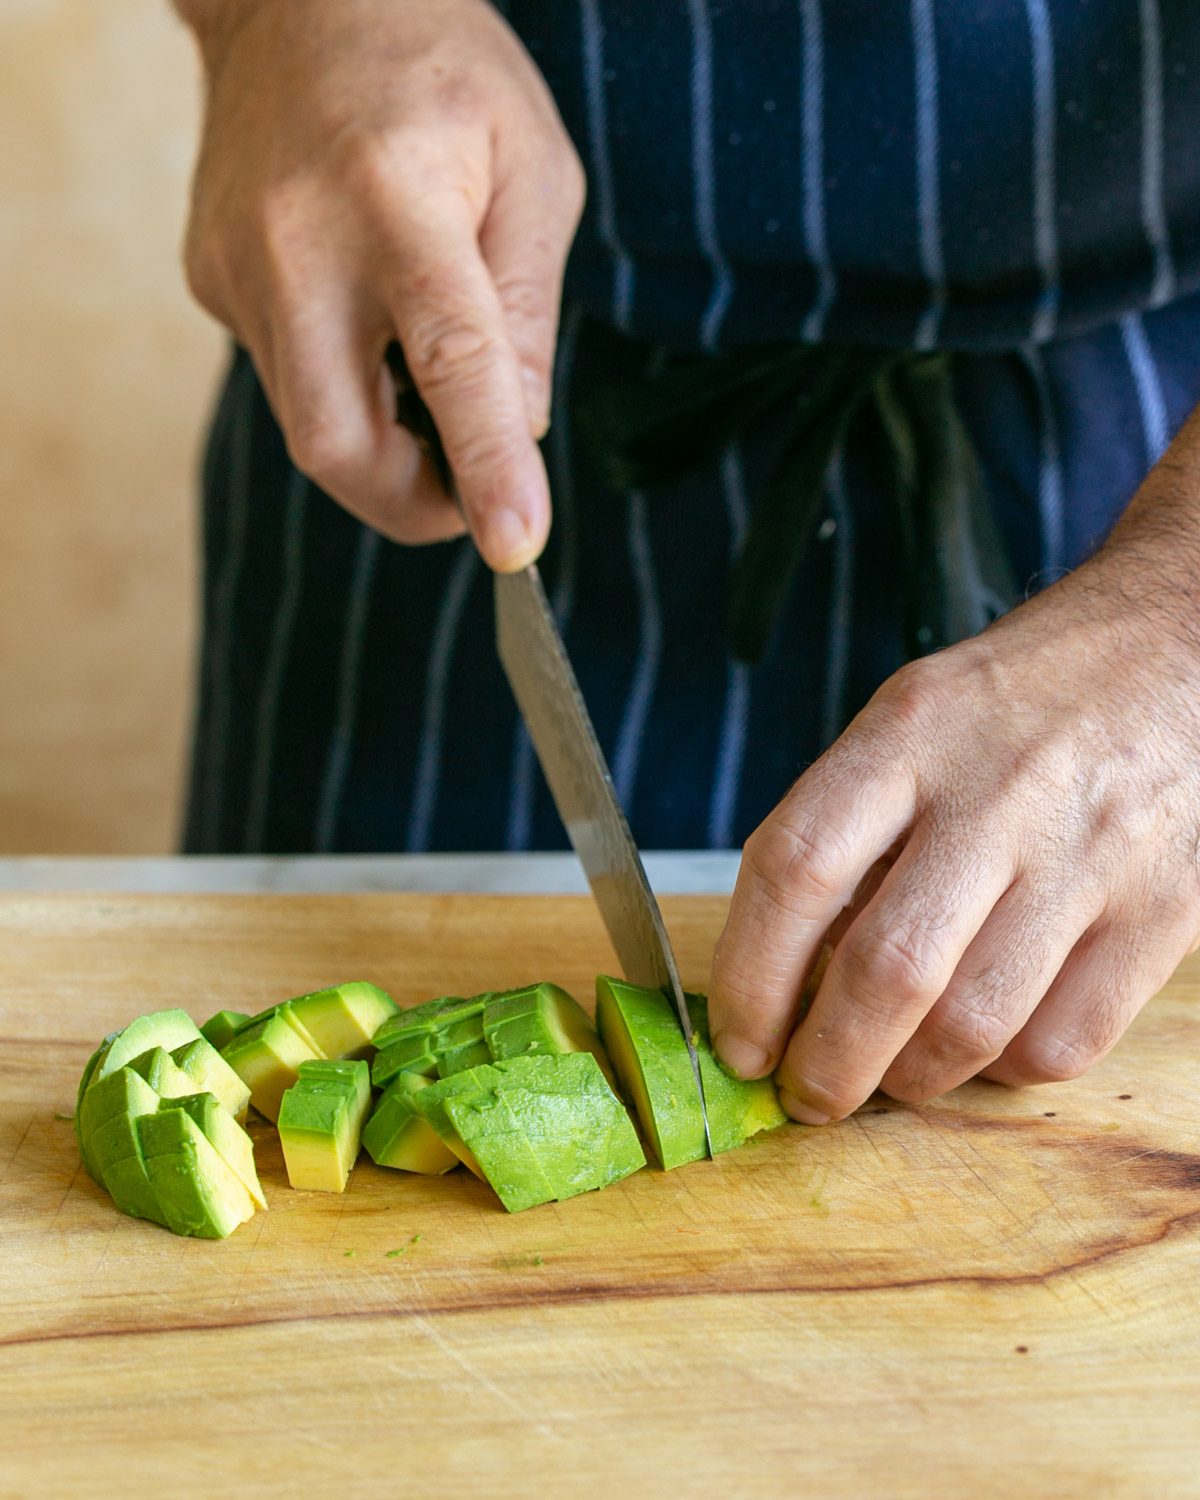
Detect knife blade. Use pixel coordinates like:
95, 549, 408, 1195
385, 343, 711, 1155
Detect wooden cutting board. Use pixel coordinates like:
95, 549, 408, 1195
2, 893, 1197, 1498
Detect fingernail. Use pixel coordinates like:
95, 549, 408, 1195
713, 1033, 770, 1080
778, 1090, 831, 1126
484, 506, 537, 571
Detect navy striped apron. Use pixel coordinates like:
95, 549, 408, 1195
183, 0, 1200, 855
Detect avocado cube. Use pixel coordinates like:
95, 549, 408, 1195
277, 1059, 371, 1192
171, 1037, 252, 1122
483, 982, 616, 1088
443, 1053, 646, 1213
284, 981, 398, 1059
220, 1003, 324, 1122
371, 1030, 440, 1087
128, 1046, 201, 1101
74, 1035, 117, 1181
372, 993, 487, 1046
172, 1092, 267, 1210
199, 1010, 251, 1051
78, 1067, 169, 1226
411, 1065, 506, 1179
362, 1073, 458, 1174
434, 1015, 493, 1078
93, 1009, 203, 1082
137, 1104, 256, 1239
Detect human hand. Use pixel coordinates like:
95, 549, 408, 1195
708, 428, 1200, 1120
179, 0, 584, 568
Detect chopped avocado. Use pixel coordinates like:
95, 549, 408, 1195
171, 1037, 252, 1121
94, 1009, 203, 1082
686, 995, 787, 1151
411, 1065, 506, 1178
172, 1092, 267, 1210
78, 1067, 169, 1226
137, 1104, 256, 1238
220, 1002, 324, 1122
483, 982, 617, 1088
277, 1059, 371, 1192
363, 1072, 458, 1174
596, 976, 706, 1169
199, 1010, 250, 1051
128, 1045, 202, 1101
74, 1035, 116, 1181
371, 1030, 440, 1086
443, 1053, 646, 1213
434, 1014, 493, 1078
372, 993, 487, 1046
285, 981, 398, 1059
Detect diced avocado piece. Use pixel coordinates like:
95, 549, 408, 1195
372, 994, 487, 1046
94, 1009, 203, 1082
434, 1014, 492, 1078
199, 1010, 250, 1051
362, 1073, 458, 1174
596, 976, 710, 1169
74, 1035, 116, 1181
128, 1046, 201, 1101
371, 1030, 440, 1086
411, 1065, 507, 1179
78, 1067, 169, 1226
171, 1037, 252, 1121
277, 1059, 371, 1192
483, 982, 617, 1088
443, 1053, 646, 1213
137, 1104, 256, 1238
220, 1002, 324, 1122
686, 995, 787, 1151
285, 981, 399, 1059
172, 1092, 267, 1210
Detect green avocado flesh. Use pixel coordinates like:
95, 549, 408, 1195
362, 1072, 458, 1174
220, 1004, 324, 1122
411, 1066, 501, 1177
277, 1059, 371, 1192
371, 1030, 439, 1086
138, 1105, 256, 1239
74, 1037, 116, 1182
199, 1010, 250, 1051
434, 1015, 492, 1078
172, 1092, 267, 1210
443, 1054, 646, 1214
284, 982, 398, 1060
93, 1010, 203, 1085
128, 1046, 202, 1101
371, 1000, 491, 1086
483, 983, 617, 1088
171, 1038, 251, 1121
79, 1067, 169, 1226
596, 978, 786, 1168
372, 994, 487, 1046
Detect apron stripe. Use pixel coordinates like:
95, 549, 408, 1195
404, 541, 480, 852
580, 0, 635, 332
1024, 0, 1061, 344
611, 489, 661, 812
200, 354, 256, 850
820, 447, 855, 749
504, 307, 584, 851
800, 0, 836, 342
1024, 343, 1066, 576
313, 526, 381, 852
707, 445, 753, 848
1138, 0, 1175, 309
911, 0, 947, 351
1120, 311, 1170, 462
244, 469, 309, 852
687, 0, 735, 350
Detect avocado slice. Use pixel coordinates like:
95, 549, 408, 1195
362, 1072, 458, 1174
74, 1035, 117, 1181
371, 1030, 440, 1087
93, 1009, 203, 1082
137, 1104, 256, 1238
596, 978, 788, 1168
285, 981, 398, 1060
434, 1014, 493, 1078
372, 993, 487, 1047
483, 982, 617, 1088
277, 1059, 371, 1192
199, 1010, 251, 1051
172, 1092, 267, 1210
411, 1065, 504, 1178
686, 995, 787, 1151
171, 1037, 252, 1121
596, 977, 705, 1169
77, 1067, 169, 1226
443, 1053, 646, 1213
220, 1002, 324, 1122
128, 1045, 202, 1101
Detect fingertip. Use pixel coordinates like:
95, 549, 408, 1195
476, 505, 544, 572
711, 1031, 771, 1081
777, 1089, 832, 1126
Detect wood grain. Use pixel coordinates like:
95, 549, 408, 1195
2, 894, 1198, 1498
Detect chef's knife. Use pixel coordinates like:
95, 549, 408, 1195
388, 346, 712, 1155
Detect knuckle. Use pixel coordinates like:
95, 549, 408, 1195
841, 925, 945, 1009
874, 656, 946, 736
743, 818, 848, 914
924, 1004, 1013, 1068
286, 417, 361, 493
405, 315, 502, 395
